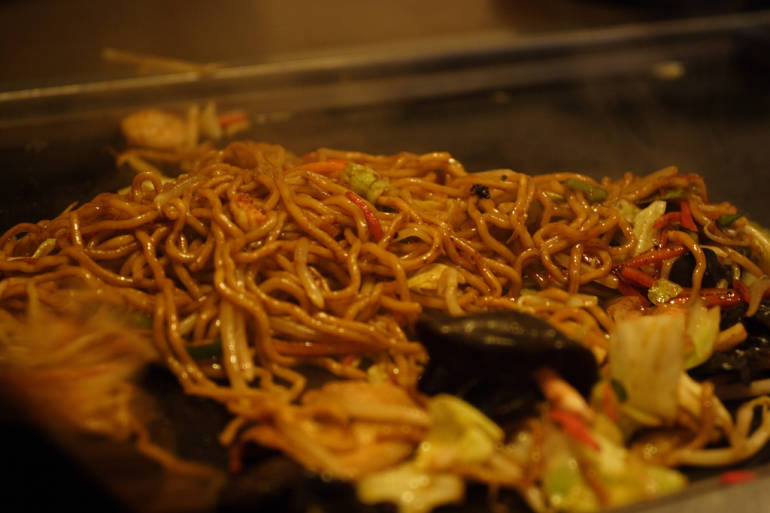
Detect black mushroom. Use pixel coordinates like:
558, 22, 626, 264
669, 248, 727, 288
690, 302, 770, 384
415, 310, 599, 422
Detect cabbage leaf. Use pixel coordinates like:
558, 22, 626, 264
631, 200, 666, 256
609, 312, 685, 424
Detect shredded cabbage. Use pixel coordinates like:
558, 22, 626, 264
684, 301, 720, 369
543, 451, 599, 512
543, 420, 687, 512
616, 199, 641, 224
589, 432, 686, 507
743, 220, 770, 275
344, 163, 389, 203
407, 264, 466, 295
357, 395, 501, 513
648, 278, 683, 305
357, 463, 464, 513
631, 200, 667, 256
417, 394, 503, 468
610, 312, 685, 424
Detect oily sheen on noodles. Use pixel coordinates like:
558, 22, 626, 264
3, 138, 770, 513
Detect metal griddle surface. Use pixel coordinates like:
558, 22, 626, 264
1, 13, 770, 513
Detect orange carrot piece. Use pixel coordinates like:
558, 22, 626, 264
620, 245, 688, 268
549, 409, 600, 451
719, 470, 757, 485
294, 159, 348, 173
733, 279, 752, 303
653, 212, 682, 230
619, 267, 655, 288
217, 110, 248, 126
345, 191, 384, 241
680, 200, 698, 231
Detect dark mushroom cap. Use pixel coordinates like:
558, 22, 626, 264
415, 310, 599, 421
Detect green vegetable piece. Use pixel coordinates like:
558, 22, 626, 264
132, 314, 154, 330
647, 278, 683, 305
543, 453, 599, 511
187, 339, 222, 359
718, 213, 743, 228
631, 200, 667, 256
615, 199, 641, 224
610, 379, 628, 403
684, 301, 720, 369
591, 431, 687, 507
343, 163, 389, 203
744, 221, 770, 272
644, 464, 688, 496
646, 188, 687, 203
565, 178, 608, 203
419, 394, 503, 467
610, 313, 685, 424
564, 178, 608, 202
544, 190, 565, 202
357, 462, 464, 513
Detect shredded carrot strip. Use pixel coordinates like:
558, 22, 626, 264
701, 290, 744, 307
680, 201, 698, 231
295, 160, 348, 173
616, 280, 650, 302
620, 245, 688, 268
653, 212, 682, 230
345, 191, 384, 241
659, 229, 670, 247
218, 110, 248, 127
733, 279, 752, 303
549, 409, 600, 451
719, 469, 757, 485
619, 267, 655, 288
668, 287, 747, 307
671, 292, 744, 307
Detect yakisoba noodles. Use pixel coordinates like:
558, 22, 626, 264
2, 136, 770, 512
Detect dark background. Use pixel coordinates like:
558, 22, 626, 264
0, 0, 762, 89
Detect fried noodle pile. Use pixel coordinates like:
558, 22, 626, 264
2, 132, 770, 512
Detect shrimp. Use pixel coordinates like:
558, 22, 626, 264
534, 366, 595, 422
121, 108, 188, 150
230, 192, 267, 232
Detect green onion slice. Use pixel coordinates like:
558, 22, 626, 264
718, 213, 743, 228
565, 178, 608, 203
187, 339, 223, 359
